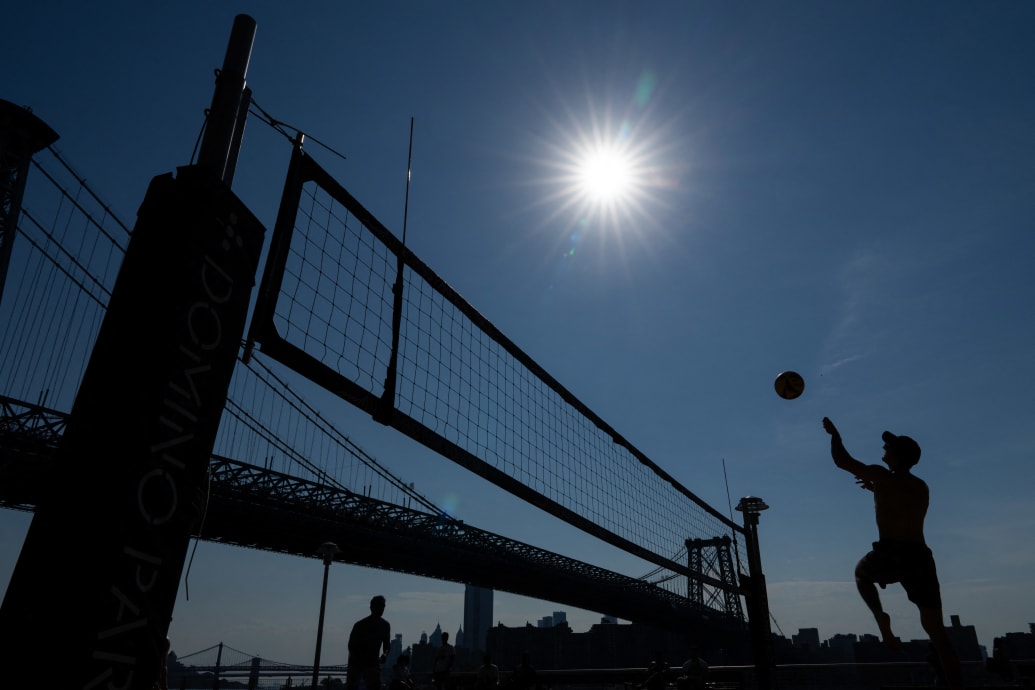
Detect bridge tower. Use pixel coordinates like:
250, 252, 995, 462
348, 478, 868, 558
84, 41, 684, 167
0, 99, 59, 304
686, 535, 745, 620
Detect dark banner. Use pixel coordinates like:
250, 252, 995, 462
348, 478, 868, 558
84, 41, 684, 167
0, 165, 264, 688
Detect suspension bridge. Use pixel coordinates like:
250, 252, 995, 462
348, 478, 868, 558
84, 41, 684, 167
0, 17, 774, 688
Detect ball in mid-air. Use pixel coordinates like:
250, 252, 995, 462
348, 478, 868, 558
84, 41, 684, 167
774, 371, 805, 400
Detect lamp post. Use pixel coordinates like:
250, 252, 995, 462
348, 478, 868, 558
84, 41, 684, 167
737, 496, 775, 690
311, 541, 340, 690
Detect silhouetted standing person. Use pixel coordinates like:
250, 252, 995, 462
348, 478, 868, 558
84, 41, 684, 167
432, 631, 455, 690
511, 652, 538, 690
643, 650, 669, 690
476, 652, 500, 690
678, 646, 708, 690
390, 654, 415, 690
347, 595, 391, 690
822, 418, 962, 689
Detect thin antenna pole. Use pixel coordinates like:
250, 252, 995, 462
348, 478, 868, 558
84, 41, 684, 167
723, 458, 735, 520
723, 458, 745, 575
401, 117, 414, 246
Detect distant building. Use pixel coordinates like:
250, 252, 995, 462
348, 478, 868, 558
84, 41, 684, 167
993, 624, 1035, 663
537, 611, 568, 628
792, 628, 820, 653
825, 634, 858, 662
946, 614, 982, 662
387, 633, 404, 667
463, 585, 493, 652
486, 619, 749, 670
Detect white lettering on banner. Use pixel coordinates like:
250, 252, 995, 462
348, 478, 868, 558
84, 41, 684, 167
86, 202, 250, 689
124, 546, 162, 592
137, 467, 178, 526
186, 302, 222, 351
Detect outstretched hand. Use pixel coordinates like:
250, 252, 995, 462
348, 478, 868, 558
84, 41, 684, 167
822, 417, 839, 437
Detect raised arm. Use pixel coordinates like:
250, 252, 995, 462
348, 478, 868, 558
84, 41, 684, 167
822, 417, 884, 485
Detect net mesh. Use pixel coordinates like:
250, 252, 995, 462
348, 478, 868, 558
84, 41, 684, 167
253, 150, 746, 581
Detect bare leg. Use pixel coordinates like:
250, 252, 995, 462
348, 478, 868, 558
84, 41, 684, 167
921, 607, 962, 690
856, 562, 899, 651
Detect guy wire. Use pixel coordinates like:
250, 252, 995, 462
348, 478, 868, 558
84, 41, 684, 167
723, 458, 745, 576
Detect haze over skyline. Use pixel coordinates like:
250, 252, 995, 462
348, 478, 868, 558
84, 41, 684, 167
2, 1, 1033, 664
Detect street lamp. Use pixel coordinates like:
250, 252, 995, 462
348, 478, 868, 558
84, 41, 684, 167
311, 541, 340, 690
736, 497, 774, 690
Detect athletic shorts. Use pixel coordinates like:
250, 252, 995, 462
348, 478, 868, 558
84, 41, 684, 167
857, 540, 942, 610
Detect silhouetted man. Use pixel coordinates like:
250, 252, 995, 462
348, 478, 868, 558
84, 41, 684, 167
822, 417, 962, 689
432, 630, 455, 690
643, 649, 670, 690
511, 652, 538, 690
347, 595, 391, 690
678, 645, 708, 690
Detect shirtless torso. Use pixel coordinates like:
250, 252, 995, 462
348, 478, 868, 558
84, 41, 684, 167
821, 417, 962, 690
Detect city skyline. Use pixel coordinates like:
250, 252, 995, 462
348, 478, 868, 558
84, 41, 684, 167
165, 603, 1027, 668
2, 1, 1033, 666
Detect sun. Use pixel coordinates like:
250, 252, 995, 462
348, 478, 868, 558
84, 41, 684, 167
526, 107, 676, 241
577, 146, 634, 204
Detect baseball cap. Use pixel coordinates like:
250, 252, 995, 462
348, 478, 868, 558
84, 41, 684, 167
882, 430, 921, 466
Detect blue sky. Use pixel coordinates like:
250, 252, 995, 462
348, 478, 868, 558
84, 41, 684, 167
2, 0, 1034, 664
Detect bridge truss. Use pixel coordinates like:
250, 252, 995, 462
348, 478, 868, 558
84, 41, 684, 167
0, 103, 758, 650
0, 393, 735, 633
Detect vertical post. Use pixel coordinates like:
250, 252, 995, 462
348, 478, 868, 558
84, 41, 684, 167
214, 642, 223, 690
197, 14, 256, 185
248, 655, 261, 690
312, 542, 340, 689
0, 99, 59, 304
0, 19, 265, 688
737, 496, 776, 690
223, 86, 253, 187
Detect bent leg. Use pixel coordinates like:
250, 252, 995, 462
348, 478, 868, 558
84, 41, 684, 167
920, 607, 962, 690
856, 559, 899, 651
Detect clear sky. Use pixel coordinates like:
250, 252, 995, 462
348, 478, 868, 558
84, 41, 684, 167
2, 0, 1034, 665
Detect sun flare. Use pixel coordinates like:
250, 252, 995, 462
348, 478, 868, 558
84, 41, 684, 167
529, 111, 675, 241
578, 147, 634, 203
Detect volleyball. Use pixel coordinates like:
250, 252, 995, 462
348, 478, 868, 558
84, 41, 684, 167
774, 371, 805, 400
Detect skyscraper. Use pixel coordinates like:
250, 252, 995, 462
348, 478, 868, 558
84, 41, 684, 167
463, 585, 493, 652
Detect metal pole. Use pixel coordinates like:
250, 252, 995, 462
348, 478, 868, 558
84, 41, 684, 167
196, 14, 255, 184
214, 642, 224, 690
311, 542, 340, 689
224, 85, 252, 187
737, 497, 775, 690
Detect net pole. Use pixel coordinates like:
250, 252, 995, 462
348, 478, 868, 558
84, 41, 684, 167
376, 119, 414, 423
